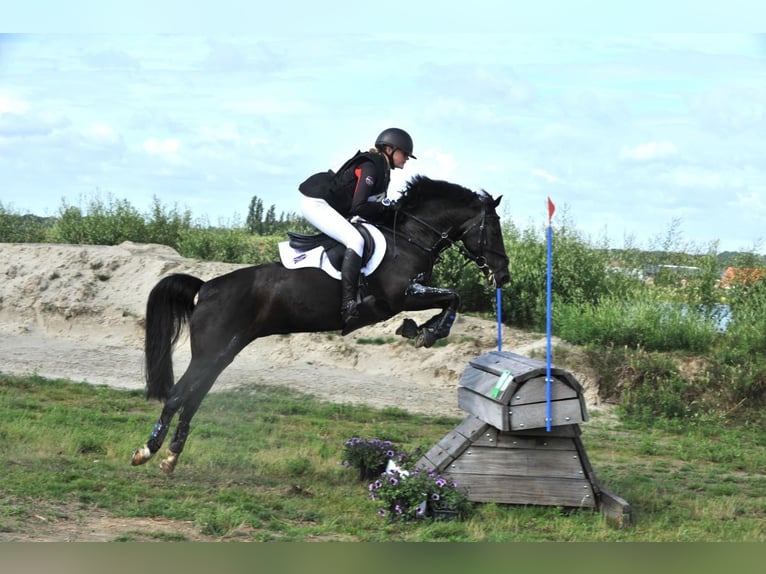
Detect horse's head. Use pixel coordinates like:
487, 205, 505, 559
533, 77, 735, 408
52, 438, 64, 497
397, 176, 511, 287
455, 190, 511, 288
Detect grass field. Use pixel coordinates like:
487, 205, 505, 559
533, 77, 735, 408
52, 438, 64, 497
1, 373, 764, 542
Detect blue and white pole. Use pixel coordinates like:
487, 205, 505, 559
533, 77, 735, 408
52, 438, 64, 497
545, 197, 555, 432
496, 287, 503, 352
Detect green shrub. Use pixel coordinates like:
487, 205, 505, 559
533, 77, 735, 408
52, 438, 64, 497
500, 218, 611, 329
555, 296, 719, 353
0, 203, 50, 242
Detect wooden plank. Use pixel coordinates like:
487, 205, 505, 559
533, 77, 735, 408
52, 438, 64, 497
599, 488, 632, 528
508, 425, 580, 438
471, 427, 499, 447
447, 445, 588, 479
493, 434, 577, 451
457, 387, 509, 430
418, 444, 454, 471
510, 376, 579, 404
572, 434, 601, 497
446, 473, 597, 508
508, 398, 585, 430
417, 415, 490, 471
458, 367, 502, 396
468, 351, 543, 379
451, 415, 491, 443
416, 451, 449, 472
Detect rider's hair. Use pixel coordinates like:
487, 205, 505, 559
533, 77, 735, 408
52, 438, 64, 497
368, 147, 390, 167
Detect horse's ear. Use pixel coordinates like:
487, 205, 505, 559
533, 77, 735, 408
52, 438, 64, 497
493, 195, 502, 208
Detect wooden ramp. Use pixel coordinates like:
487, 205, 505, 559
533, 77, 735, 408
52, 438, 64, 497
416, 351, 631, 527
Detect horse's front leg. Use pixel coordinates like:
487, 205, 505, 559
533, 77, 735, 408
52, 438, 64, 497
395, 283, 460, 348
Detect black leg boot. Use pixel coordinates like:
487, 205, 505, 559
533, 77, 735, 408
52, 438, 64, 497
340, 248, 362, 324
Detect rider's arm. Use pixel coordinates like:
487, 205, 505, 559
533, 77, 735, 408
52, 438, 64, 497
349, 160, 385, 219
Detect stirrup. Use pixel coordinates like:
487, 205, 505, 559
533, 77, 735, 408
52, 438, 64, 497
341, 300, 359, 323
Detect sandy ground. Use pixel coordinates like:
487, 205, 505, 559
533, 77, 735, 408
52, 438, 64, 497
0, 241, 600, 541
0, 241, 601, 416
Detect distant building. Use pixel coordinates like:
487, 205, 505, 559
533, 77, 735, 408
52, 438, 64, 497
643, 264, 700, 277
718, 267, 766, 289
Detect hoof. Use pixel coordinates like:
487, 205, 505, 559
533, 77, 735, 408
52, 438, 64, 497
396, 318, 418, 339
414, 329, 437, 348
131, 446, 153, 466
160, 452, 179, 474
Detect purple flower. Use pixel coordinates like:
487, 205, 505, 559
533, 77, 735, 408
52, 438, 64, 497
436, 478, 447, 488
432, 493, 441, 501
394, 505, 403, 514
389, 477, 399, 486
378, 509, 386, 517
386, 450, 395, 458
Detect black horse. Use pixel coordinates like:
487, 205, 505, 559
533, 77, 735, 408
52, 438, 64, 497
131, 175, 510, 473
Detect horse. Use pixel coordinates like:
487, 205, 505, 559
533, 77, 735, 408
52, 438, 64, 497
131, 175, 511, 473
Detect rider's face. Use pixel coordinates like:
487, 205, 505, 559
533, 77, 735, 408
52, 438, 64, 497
392, 148, 410, 169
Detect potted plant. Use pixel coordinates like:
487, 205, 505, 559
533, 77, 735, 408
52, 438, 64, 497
368, 467, 471, 522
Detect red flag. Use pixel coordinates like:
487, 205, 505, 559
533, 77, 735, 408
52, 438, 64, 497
547, 197, 555, 222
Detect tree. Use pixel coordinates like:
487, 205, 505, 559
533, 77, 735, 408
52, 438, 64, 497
264, 205, 277, 235
246, 196, 264, 235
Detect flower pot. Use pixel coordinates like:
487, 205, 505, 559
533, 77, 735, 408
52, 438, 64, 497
431, 508, 460, 522
359, 464, 386, 481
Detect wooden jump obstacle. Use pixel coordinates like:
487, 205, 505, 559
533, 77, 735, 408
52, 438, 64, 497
416, 350, 632, 527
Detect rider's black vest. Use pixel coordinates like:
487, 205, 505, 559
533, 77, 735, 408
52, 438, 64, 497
299, 151, 389, 215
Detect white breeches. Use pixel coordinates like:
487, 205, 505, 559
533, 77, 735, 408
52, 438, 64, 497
300, 196, 364, 257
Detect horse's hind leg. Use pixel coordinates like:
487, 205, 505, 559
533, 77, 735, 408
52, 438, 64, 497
131, 388, 185, 466
157, 359, 230, 473
158, 397, 205, 474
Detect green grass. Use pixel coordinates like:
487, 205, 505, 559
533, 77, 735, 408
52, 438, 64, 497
0, 374, 764, 541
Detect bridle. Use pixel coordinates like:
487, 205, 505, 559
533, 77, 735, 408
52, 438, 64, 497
382, 201, 507, 285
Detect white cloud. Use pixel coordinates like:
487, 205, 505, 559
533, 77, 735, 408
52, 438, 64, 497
0, 93, 29, 114
82, 122, 118, 143
143, 137, 181, 158
198, 124, 242, 143
663, 167, 725, 189
532, 168, 561, 183
620, 141, 678, 161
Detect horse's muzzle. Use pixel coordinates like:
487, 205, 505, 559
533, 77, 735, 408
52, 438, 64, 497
486, 268, 511, 287
489, 268, 511, 288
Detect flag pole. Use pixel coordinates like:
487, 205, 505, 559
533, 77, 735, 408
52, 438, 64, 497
546, 197, 555, 432
496, 287, 502, 352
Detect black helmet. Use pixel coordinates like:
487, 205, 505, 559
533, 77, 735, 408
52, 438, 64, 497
375, 127, 416, 159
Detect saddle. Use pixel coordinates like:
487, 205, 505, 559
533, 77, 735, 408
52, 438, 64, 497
286, 223, 377, 270
278, 220, 386, 280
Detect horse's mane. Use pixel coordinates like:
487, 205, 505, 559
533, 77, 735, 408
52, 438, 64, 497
397, 175, 487, 210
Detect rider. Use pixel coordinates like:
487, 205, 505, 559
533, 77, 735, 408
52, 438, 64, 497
299, 127, 416, 326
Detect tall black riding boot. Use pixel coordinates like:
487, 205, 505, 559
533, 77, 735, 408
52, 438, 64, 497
340, 248, 363, 324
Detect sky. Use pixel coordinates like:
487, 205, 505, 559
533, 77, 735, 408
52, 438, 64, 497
1, 2, 765, 254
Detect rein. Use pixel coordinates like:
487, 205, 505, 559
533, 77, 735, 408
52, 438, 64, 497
382, 203, 497, 273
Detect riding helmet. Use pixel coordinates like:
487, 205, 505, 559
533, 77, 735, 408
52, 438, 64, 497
375, 128, 416, 159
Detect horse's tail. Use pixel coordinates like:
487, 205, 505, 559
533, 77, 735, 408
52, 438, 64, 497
144, 273, 205, 401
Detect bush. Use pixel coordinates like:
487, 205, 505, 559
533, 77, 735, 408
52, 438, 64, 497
0, 203, 51, 243
500, 218, 611, 329
555, 297, 719, 353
